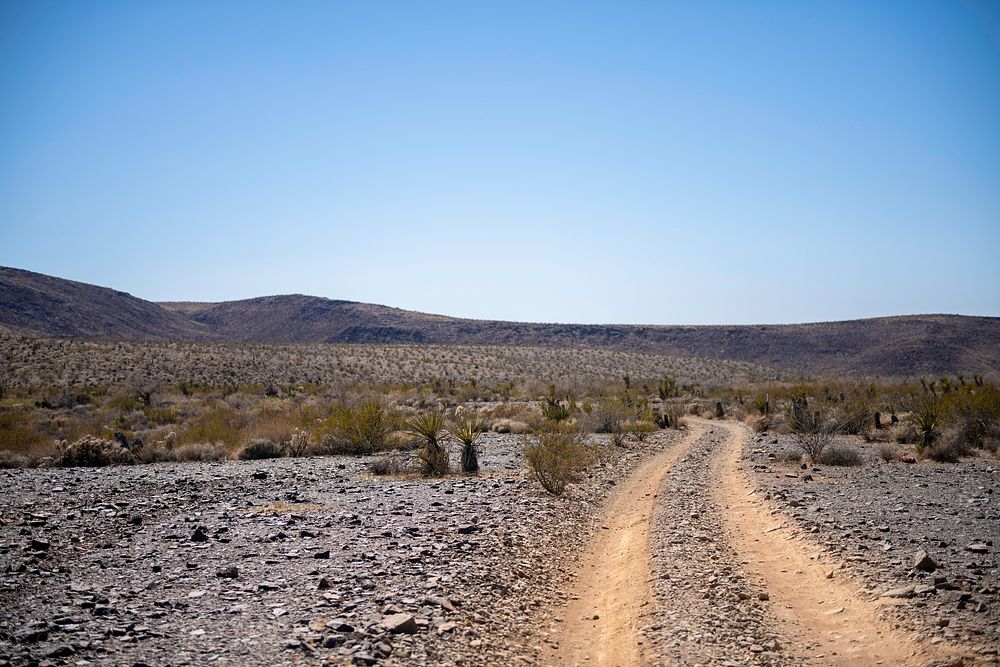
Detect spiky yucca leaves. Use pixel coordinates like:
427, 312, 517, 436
449, 415, 486, 474
407, 412, 449, 477
908, 397, 943, 452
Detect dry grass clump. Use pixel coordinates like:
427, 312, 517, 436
525, 422, 592, 495
819, 445, 864, 466
0, 450, 32, 468
368, 451, 408, 476
877, 443, 898, 462
178, 404, 244, 449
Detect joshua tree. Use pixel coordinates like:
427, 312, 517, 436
449, 415, 486, 474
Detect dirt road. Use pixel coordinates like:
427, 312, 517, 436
549, 419, 960, 666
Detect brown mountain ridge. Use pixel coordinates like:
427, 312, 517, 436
2, 266, 998, 378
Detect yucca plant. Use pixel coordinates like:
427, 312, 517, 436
907, 397, 942, 453
449, 415, 486, 474
406, 412, 449, 477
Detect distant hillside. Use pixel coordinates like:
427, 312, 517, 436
3, 266, 999, 378
0, 267, 210, 341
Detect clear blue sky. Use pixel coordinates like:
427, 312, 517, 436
1, 1, 998, 325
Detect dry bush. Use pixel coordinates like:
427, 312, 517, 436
890, 421, 919, 444
877, 443, 898, 462
143, 406, 179, 426
0, 450, 32, 468
237, 438, 283, 460
747, 414, 771, 433
0, 410, 51, 456
369, 451, 408, 476
819, 445, 863, 466
489, 418, 531, 434
629, 419, 657, 442
56, 435, 135, 467
283, 429, 309, 457
141, 442, 227, 463
524, 422, 591, 495
179, 404, 244, 449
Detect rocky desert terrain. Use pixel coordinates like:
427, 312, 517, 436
2, 420, 996, 666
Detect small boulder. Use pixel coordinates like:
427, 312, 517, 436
379, 613, 418, 634
914, 550, 937, 572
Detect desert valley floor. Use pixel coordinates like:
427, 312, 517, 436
1, 419, 998, 666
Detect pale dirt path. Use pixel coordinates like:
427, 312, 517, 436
706, 418, 953, 666
545, 424, 704, 667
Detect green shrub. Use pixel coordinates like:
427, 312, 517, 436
541, 395, 574, 422
321, 399, 394, 454
524, 422, 591, 495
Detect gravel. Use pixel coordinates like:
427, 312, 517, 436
746, 431, 1000, 661
643, 426, 788, 665
0, 432, 673, 666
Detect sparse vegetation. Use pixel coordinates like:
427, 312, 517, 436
407, 412, 450, 477
524, 422, 591, 495
450, 413, 486, 474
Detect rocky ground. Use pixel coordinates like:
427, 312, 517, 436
4, 425, 998, 667
0, 432, 677, 667
746, 431, 1000, 662
643, 426, 787, 665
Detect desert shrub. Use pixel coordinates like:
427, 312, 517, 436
450, 414, 486, 474
924, 434, 965, 463
321, 399, 395, 454
0, 410, 50, 454
751, 393, 770, 415
952, 387, 1000, 452
143, 406, 179, 426
179, 405, 244, 449
0, 450, 32, 468
789, 409, 840, 463
369, 451, 408, 476
56, 435, 135, 467
540, 395, 575, 422
747, 414, 771, 433
819, 445, 863, 466
890, 421, 919, 444
144, 442, 227, 463
238, 438, 283, 460
525, 422, 590, 496
176, 442, 227, 462
877, 443, 898, 462
629, 419, 657, 442
282, 429, 310, 457
407, 412, 449, 477
489, 418, 531, 434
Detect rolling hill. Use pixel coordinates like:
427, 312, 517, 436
2, 266, 998, 377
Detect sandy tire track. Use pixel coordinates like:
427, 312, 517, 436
545, 424, 704, 667
706, 417, 961, 666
